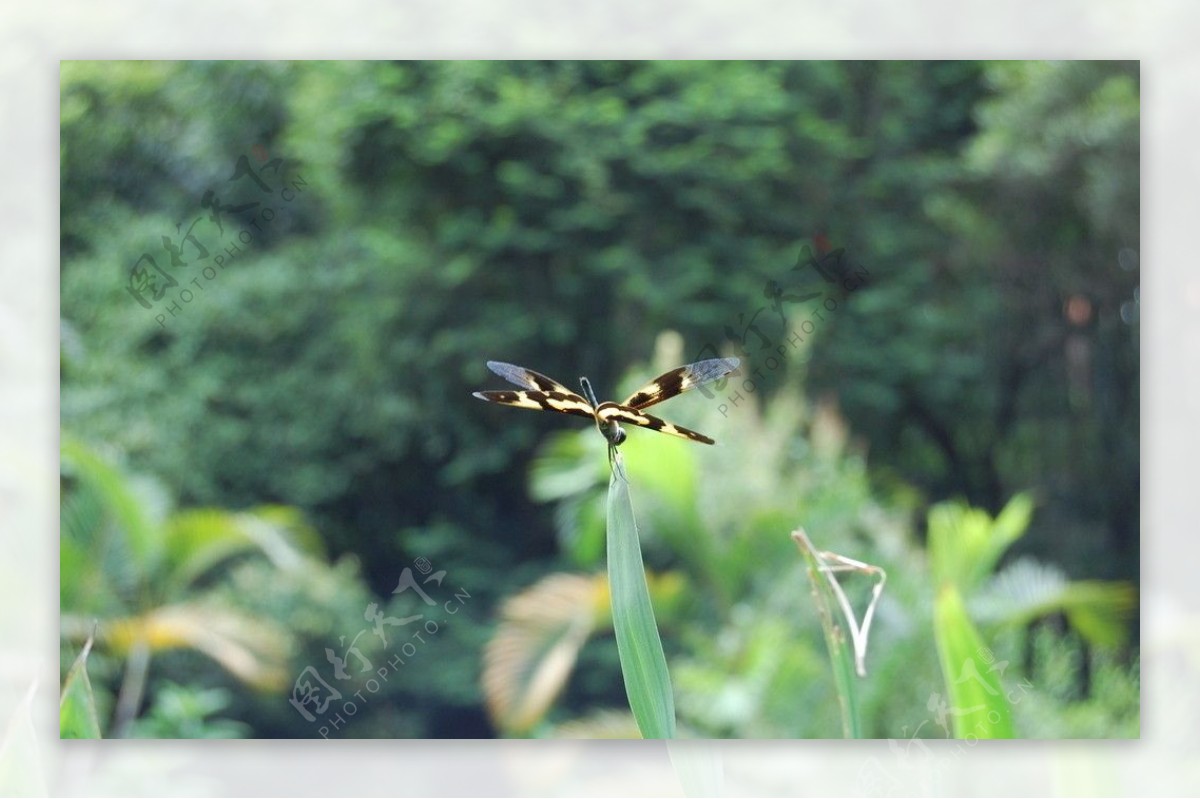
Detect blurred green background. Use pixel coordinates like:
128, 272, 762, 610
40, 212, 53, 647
59, 60, 1139, 739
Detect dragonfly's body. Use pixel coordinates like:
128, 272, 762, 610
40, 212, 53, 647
472, 357, 741, 452
578, 376, 627, 447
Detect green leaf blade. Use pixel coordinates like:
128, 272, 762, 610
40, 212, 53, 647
932, 585, 1014, 739
606, 460, 676, 739
60, 638, 103, 740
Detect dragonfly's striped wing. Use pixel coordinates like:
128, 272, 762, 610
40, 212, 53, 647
595, 402, 716, 445
485, 361, 579, 396
622, 357, 740, 410
474, 358, 734, 446
473, 362, 595, 419
472, 389, 595, 419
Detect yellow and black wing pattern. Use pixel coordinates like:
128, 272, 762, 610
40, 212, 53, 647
471, 361, 595, 419
621, 358, 741, 410
593, 356, 741, 445
472, 356, 740, 446
594, 403, 717, 445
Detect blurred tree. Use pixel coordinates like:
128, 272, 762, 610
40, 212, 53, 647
60, 60, 1139, 737
805, 61, 1139, 582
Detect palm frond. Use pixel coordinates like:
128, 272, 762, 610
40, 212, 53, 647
482, 573, 609, 735
973, 558, 1137, 647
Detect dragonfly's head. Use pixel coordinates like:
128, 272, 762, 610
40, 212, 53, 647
604, 424, 627, 447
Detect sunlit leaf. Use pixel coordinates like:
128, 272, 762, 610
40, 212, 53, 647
165, 506, 322, 588
929, 493, 1033, 591
482, 573, 608, 734
63, 604, 290, 691
932, 584, 1014, 738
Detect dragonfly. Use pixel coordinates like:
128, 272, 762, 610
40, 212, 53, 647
472, 357, 741, 458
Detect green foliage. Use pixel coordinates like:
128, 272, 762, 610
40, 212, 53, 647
807, 61, 1139, 584
60, 60, 1138, 739
929, 494, 1034, 592
523, 366, 908, 737
129, 683, 250, 739
925, 495, 1134, 738
59, 438, 378, 737
529, 432, 610, 566
607, 456, 676, 739
513, 360, 1136, 739
1010, 626, 1139, 738
972, 558, 1137, 648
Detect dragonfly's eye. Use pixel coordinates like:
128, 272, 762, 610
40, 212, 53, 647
611, 427, 627, 446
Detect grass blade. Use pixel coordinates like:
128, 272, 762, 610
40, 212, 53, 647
932, 584, 1014, 738
792, 530, 864, 738
60, 635, 103, 739
607, 453, 676, 739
